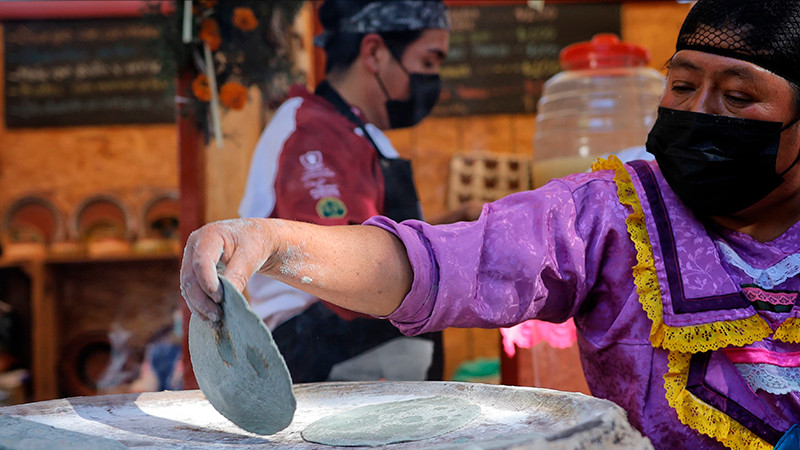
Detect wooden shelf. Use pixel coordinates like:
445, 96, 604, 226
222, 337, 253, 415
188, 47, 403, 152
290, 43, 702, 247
1, 247, 180, 267
44, 251, 181, 265
0, 249, 181, 401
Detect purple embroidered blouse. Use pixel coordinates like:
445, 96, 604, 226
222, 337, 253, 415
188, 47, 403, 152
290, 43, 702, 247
365, 162, 800, 449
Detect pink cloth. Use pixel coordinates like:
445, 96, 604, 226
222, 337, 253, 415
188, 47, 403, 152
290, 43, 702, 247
501, 319, 578, 357
742, 287, 798, 306
723, 348, 800, 368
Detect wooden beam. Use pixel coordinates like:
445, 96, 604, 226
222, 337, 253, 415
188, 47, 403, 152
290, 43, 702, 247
0, 1, 173, 20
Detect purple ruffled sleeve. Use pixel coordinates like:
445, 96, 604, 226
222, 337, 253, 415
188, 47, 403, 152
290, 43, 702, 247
364, 171, 627, 336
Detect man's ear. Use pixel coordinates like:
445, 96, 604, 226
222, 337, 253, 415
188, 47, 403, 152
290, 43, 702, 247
359, 33, 385, 75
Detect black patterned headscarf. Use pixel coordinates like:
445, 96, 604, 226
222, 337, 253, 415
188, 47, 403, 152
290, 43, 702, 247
314, 0, 450, 48
676, 0, 800, 86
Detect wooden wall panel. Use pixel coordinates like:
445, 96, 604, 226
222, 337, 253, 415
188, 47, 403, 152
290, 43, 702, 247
407, 117, 461, 220
0, 25, 178, 236
511, 114, 537, 158
622, 2, 692, 72
203, 87, 264, 223
461, 115, 514, 154
0, 125, 177, 225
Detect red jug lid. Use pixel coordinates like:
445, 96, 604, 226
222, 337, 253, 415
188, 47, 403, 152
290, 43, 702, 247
560, 33, 651, 70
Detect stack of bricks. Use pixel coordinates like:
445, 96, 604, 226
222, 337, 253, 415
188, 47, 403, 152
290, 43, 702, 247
447, 151, 533, 210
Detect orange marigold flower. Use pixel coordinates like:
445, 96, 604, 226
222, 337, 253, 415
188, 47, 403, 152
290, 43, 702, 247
199, 18, 221, 51
219, 81, 248, 110
192, 74, 211, 102
232, 7, 259, 31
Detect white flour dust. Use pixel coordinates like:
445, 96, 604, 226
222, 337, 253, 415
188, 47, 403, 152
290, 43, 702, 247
279, 243, 318, 282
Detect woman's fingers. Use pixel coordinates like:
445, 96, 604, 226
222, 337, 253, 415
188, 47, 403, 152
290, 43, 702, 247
180, 226, 225, 321
180, 219, 276, 321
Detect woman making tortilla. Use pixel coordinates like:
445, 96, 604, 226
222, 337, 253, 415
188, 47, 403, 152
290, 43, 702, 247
181, 0, 800, 448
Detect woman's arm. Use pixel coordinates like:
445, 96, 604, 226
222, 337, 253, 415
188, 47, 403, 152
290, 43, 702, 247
180, 218, 412, 322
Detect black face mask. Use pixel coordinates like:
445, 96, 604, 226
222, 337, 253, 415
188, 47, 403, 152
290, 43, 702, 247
375, 55, 441, 129
646, 106, 800, 216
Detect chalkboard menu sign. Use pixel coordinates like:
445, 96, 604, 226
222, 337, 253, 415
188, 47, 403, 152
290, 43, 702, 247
434, 3, 621, 116
4, 18, 175, 128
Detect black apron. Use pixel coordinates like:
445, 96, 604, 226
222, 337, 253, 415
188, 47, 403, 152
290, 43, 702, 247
272, 81, 443, 382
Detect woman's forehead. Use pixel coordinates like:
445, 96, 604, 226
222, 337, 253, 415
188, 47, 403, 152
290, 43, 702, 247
669, 50, 789, 85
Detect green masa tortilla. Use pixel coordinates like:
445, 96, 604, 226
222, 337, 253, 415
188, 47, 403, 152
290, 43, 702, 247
301, 395, 481, 446
188, 275, 296, 435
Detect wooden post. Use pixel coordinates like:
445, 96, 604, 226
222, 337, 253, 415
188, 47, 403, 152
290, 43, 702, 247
177, 68, 205, 390
24, 260, 59, 400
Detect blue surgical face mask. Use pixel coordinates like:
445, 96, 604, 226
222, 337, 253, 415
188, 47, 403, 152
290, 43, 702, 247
646, 106, 800, 216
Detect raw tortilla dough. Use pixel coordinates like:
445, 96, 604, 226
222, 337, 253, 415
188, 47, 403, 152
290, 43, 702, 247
0, 413, 127, 449
301, 395, 480, 446
188, 275, 296, 435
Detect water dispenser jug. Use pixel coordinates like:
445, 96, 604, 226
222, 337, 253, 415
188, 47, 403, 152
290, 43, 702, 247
533, 34, 665, 187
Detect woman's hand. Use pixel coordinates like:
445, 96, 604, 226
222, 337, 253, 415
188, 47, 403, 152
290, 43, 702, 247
180, 218, 278, 322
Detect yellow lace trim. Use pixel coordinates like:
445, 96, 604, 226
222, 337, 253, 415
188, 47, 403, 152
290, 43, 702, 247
591, 156, 664, 345
774, 317, 800, 343
591, 157, 772, 353
664, 351, 772, 450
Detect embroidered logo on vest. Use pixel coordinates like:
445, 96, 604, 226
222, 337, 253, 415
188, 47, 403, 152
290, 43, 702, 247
316, 197, 347, 219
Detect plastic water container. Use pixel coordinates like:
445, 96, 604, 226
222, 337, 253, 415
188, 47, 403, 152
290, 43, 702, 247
533, 34, 665, 188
